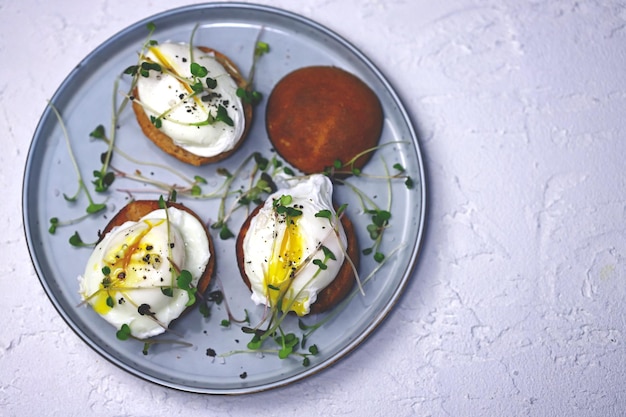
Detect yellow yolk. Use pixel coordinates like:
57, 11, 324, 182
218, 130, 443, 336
147, 45, 205, 111
92, 218, 169, 315
265, 218, 308, 315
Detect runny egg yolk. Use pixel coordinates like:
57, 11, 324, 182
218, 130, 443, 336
265, 217, 309, 315
92, 218, 170, 315
147, 45, 206, 112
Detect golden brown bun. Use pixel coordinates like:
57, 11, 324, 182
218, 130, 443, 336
131, 46, 253, 166
235, 202, 359, 315
100, 200, 215, 297
266, 66, 383, 174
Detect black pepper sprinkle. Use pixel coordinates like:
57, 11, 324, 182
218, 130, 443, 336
138, 303, 153, 316
239, 372, 247, 379
146, 245, 153, 251
206, 348, 216, 357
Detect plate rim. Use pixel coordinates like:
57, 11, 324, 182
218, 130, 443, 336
22, 1, 427, 394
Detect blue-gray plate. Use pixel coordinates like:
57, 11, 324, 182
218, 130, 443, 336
23, 2, 425, 394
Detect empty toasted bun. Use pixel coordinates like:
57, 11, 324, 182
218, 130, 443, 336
100, 200, 214, 296
132, 46, 253, 166
266, 66, 383, 174
235, 202, 359, 315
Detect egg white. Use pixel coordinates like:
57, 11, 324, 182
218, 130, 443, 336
78, 206, 210, 339
136, 42, 245, 157
242, 174, 348, 316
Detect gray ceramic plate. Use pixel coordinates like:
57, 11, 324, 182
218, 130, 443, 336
23, 2, 425, 394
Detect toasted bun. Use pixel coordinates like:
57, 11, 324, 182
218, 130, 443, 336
235, 203, 359, 315
131, 47, 253, 166
266, 66, 383, 174
100, 200, 215, 297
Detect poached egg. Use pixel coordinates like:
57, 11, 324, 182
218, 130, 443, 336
78, 206, 210, 339
135, 42, 246, 158
242, 174, 348, 316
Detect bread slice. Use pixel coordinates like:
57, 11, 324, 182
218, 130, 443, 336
266, 66, 383, 174
131, 46, 253, 166
99, 200, 214, 297
235, 202, 359, 315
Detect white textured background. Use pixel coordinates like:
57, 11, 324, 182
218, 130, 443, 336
2, 0, 626, 415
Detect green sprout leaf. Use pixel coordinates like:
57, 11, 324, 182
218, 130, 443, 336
48, 218, 59, 234
247, 333, 262, 350
236, 87, 263, 105
89, 125, 106, 139
315, 209, 332, 219
123, 65, 139, 76
214, 104, 234, 126
158, 195, 167, 209
176, 270, 197, 306
321, 245, 336, 261
372, 210, 391, 226
190, 62, 209, 78
116, 324, 131, 340
198, 301, 211, 318
312, 259, 328, 270
216, 167, 232, 178
194, 175, 207, 184
191, 81, 204, 93
206, 77, 217, 89
255, 41, 270, 56
253, 152, 269, 170
150, 115, 162, 128
219, 224, 234, 240
366, 224, 380, 240
176, 270, 193, 289
69, 231, 85, 247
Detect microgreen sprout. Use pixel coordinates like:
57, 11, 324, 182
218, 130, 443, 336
236, 39, 270, 105
48, 212, 94, 235
68, 231, 98, 247
210, 152, 289, 240
115, 323, 193, 355
176, 270, 197, 307
48, 102, 107, 215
